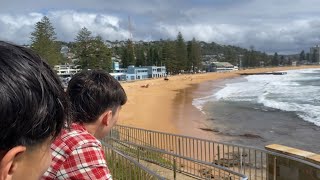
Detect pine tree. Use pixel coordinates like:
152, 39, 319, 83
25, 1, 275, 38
153, 47, 160, 66
124, 39, 135, 66
30, 16, 61, 66
74, 28, 111, 70
187, 38, 201, 72
299, 50, 305, 61
74, 27, 93, 69
175, 32, 188, 72
242, 50, 250, 68
121, 48, 128, 68
193, 38, 201, 72
135, 47, 146, 66
162, 40, 176, 74
146, 46, 153, 66
249, 45, 257, 67
187, 41, 193, 71
90, 36, 112, 71
272, 52, 279, 66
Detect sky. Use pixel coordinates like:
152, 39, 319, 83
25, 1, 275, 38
1, 0, 320, 54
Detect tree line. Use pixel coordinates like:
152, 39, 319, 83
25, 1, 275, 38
29, 16, 293, 75
117, 32, 201, 74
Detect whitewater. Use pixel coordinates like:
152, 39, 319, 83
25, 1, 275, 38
193, 68, 320, 126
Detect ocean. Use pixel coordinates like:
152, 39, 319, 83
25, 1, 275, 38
192, 68, 320, 153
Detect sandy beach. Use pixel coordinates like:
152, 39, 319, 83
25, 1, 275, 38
118, 65, 320, 140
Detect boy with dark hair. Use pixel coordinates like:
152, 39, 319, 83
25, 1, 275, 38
0, 41, 68, 180
43, 70, 127, 179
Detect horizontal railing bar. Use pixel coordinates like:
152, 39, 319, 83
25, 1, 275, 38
103, 142, 166, 180
113, 125, 320, 169
104, 137, 248, 179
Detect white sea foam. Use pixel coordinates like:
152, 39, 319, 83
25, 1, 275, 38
192, 69, 320, 126
191, 94, 216, 113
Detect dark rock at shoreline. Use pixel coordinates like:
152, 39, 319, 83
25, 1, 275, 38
199, 127, 220, 133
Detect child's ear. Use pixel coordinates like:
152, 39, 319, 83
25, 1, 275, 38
0, 146, 26, 180
101, 110, 113, 126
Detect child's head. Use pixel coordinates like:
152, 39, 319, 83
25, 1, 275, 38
67, 70, 127, 138
0, 41, 68, 180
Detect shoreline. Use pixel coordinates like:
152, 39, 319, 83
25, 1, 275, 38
118, 65, 320, 141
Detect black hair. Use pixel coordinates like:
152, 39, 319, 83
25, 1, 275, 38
0, 41, 68, 150
67, 70, 127, 123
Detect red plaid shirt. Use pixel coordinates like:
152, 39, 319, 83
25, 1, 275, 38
42, 123, 112, 180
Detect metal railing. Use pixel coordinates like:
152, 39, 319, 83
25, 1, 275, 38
102, 143, 166, 180
110, 125, 320, 180
103, 137, 248, 180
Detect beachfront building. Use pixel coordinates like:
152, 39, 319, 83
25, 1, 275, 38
125, 73, 136, 81
54, 64, 81, 78
146, 66, 166, 78
127, 65, 149, 80
203, 62, 238, 72
110, 65, 167, 81
110, 72, 127, 81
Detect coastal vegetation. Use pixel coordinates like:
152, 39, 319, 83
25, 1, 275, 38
30, 16, 301, 74
30, 16, 63, 65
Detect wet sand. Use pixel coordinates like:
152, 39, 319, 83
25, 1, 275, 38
118, 66, 320, 142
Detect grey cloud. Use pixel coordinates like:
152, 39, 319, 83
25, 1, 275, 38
1, 0, 320, 54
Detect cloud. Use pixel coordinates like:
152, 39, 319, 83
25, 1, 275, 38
0, 13, 42, 43
1, 0, 320, 54
0, 11, 130, 44
156, 17, 320, 54
48, 11, 130, 41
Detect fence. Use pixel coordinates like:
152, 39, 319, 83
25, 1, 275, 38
103, 143, 166, 180
110, 125, 320, 180
103, 137, 248, 180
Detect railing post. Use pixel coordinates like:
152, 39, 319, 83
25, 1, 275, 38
173, 157, 177, 180
127, 129, 129, 142
240, 149, 243, 173
273, 157, 277, 180
149, 133, 152, 146
137, 147, 140, 163
178, 138, 181, 170
218, 145, 220, 164
178, 138, 181, 155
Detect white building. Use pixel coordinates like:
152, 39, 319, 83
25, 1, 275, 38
127, 66, 149, 80
54, 64, 81, 78
211, 62, 238, 72
110, 72, 127, 81
147, 66, 166, 78
110, 65, 167, 81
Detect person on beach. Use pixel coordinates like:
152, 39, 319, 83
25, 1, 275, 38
42, 70, 127, 180
0, 41, 68, 180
